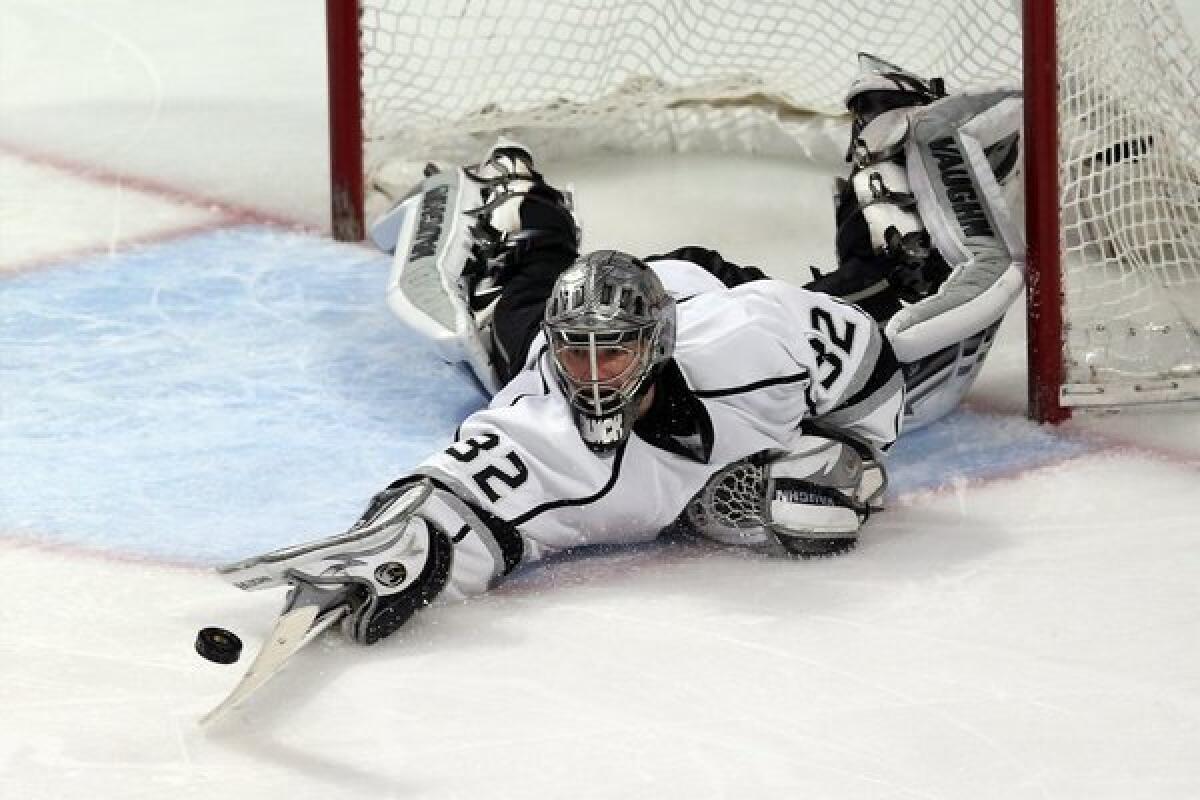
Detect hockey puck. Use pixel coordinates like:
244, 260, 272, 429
195, 627, 243, 664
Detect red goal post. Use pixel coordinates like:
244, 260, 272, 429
326, 0, 1200, 422
326, 0, 365, 243
1022, 0, 1067, 423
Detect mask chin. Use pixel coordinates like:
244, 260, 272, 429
567, 362, 660, 452
572, 406, 631, 452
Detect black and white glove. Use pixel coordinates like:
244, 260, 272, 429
289, 481, 455, 644
219, 479, 490, 645
684, 436, 886, 558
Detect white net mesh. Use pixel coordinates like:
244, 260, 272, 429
1057, 0, 1200, 403
355, 0, 1200, 407
359, 0, 1022, 175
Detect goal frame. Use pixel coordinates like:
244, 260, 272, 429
1021, 0, 1068, 423
327, 0, 365, 242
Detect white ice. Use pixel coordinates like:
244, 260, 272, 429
2, 2, 1199, 798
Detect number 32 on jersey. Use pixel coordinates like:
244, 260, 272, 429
443, 433, 529, 503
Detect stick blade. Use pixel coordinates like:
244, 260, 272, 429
200, 602, 345, 726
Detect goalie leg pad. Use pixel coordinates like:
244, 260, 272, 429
379, 164, 500, 390
815, 140, 951, 322
850, 160, 952, 305
890, 92, 1025, 363
376, 139, 579, 393
900, 319, 1001, 431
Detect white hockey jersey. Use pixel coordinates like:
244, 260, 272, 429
414, 258, 904, 578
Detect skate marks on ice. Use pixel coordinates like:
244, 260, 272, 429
0, 224, 1100, 569
4, 456, 1198, 798
0, 226, 487, 564
204, 470, 1198, 800
0, 150, 223, 274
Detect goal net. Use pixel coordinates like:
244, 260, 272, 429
327, 0, 1200, 419
1048, 0, 1200, 415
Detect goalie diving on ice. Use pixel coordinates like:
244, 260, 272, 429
202, 56, 1025, 721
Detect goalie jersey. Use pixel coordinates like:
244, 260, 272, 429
412, 258, 904, 573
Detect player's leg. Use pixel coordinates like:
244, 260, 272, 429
806, 173, 935, 324
646, 245, 769, 288
487, 169, 580, 382
808, 74, 1024, 431
680, 434, 886, 557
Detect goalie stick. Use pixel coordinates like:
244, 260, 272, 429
199, 580, 350, 726
200, 481, 446, 723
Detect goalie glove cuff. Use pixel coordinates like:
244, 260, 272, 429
218, 478, 520, 644
766, 478, 865, 558
289, 507, 454, 645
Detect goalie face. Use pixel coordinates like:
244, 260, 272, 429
551, 327, 648, 387
544, 250, 675, 451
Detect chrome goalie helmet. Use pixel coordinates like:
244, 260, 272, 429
543, 250, 676, 452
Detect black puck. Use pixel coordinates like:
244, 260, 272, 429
195, 627, 243, 664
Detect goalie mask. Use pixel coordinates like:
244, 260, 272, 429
544, 250, 676, 452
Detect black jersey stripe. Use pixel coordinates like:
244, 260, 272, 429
469, 503, 525, 575
837, 334, 901, 412
507, 344, 552, 407
691, 369, 810, 399
508, 438, 629, 527
424, 476, 525, 575
382, 473, 526, 576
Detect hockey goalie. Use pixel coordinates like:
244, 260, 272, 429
206, 57, 1025, 718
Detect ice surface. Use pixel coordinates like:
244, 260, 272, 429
2, 2, 1199, 798
0, 228, 485, 561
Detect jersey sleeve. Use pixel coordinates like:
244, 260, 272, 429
781, 283, 905, 447
679, 281, 905, 449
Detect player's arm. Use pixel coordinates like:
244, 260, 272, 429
677, 282, 902, 558
776, 287, 904, 551
219, 394, 568, 646
775, 283, 906, 450
216, 474, 520, 645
